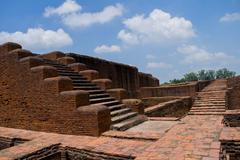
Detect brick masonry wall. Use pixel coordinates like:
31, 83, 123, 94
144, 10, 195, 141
138, 72, 159, 87
139, 81, 210, 98
68, 53, 160, 98
0, 43, 110, 136
227, 76, 240, 109
145, 97, 192, 117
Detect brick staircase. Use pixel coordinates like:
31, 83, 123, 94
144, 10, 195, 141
189, 80, 227, 115
43, 59, 146, 131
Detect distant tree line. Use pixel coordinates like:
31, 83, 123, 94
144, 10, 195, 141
164, 68, 236, 85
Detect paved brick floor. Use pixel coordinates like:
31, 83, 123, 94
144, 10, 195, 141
127, 120, 179, 133
0, 115, 237, 159
136, 115, 224, 160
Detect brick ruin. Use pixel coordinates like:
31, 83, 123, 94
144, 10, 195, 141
0, 42, 240, 159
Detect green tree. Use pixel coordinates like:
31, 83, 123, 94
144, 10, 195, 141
205, 70, 216, 80
169, 78, 185, 84
166, 68, 236, 85
215, 68, 236, 79
183, 72, 198, 81
197, 70, 215, 80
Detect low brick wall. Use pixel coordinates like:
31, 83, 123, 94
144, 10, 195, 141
145, 97, 192, 117
227, 76, 240, 109
142, 96, 183, 108
139, 81, 210, 98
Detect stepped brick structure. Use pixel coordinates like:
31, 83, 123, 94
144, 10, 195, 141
189, 80, 227, 115
0, 42, 152, 136
0, 42, 240, 159
68, 53, 159, 97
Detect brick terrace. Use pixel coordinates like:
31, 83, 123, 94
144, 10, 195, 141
0, 114, 237, 159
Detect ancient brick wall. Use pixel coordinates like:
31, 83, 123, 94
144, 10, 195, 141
138, 81, 210, 98
138, 72, 159, 87
145, 97, 192, 117
68, 53, 159, 98
0, 43, 110, 136
227, 76, 240, 109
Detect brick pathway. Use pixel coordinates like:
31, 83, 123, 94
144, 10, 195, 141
135, 115, 224, 160
0, 115, 236, 159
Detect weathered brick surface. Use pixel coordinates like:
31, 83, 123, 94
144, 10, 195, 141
136, 115, 224, 160
0, 114, 227, 159
145, 97, 192, 117
138, 72, 159, 87
139, 81, 210, 98
68, 53, 159, 97
227, 76, 240, 109
0, 43, 110, 136
122, 99, 145, 114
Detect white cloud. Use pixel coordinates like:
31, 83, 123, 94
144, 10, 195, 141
220, 12, 240, 22
118, 9, 195, 45
0, 28, 73, 50
147, 62, 172, 69
44, 1, 124, 27
44, 0, 81, 17
94, 45, 121, 54
177, 45, 232, 64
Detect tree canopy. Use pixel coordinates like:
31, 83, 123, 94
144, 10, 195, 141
164, 68, 236, 85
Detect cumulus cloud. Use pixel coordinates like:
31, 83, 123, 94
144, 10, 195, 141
118, 9, 195, 45
44, 0, 124, 27
0, 28, 73, 50
177, 45, 232, 64
220, 12, 240, 22
94, 44, 121, 54
44, 0, 81, 17
147, 62, 172, 69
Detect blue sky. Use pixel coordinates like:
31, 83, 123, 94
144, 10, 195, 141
1, 0, 240, 82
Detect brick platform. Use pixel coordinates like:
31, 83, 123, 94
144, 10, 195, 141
0, 114, 231, 159
136, 115, 224, 160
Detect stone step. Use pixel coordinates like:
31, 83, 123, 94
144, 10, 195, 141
58, 72, 83, 77
111, 108, 132, 117
72, 79, 90, 83
191, 106, 225, 110
109, 104, 125, 111
111, 112, 138, 124
89, 93, 110, 99
196, 95, 225, 97
55, 66, 71, 70
197, 90, 226, 94
74, 86, 100, 90
194, 100, 225, 103
97, 100, 120, 107
188, 111, 226, 115
196, 95, 226, 97
47, 64, 69, 69
90, 97, 115, 104
190, 109, 226, 112
194, 103, 226, 106
193, 103, 225, 106
45, 62, 65, 67
73, 82, 96, 87
195, 98, 225, 100
88, 90, 105, 94
68, 76, 87, 80
56, 68, 72, 71
57, 70, 77, 74
111, 115, 147, 131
